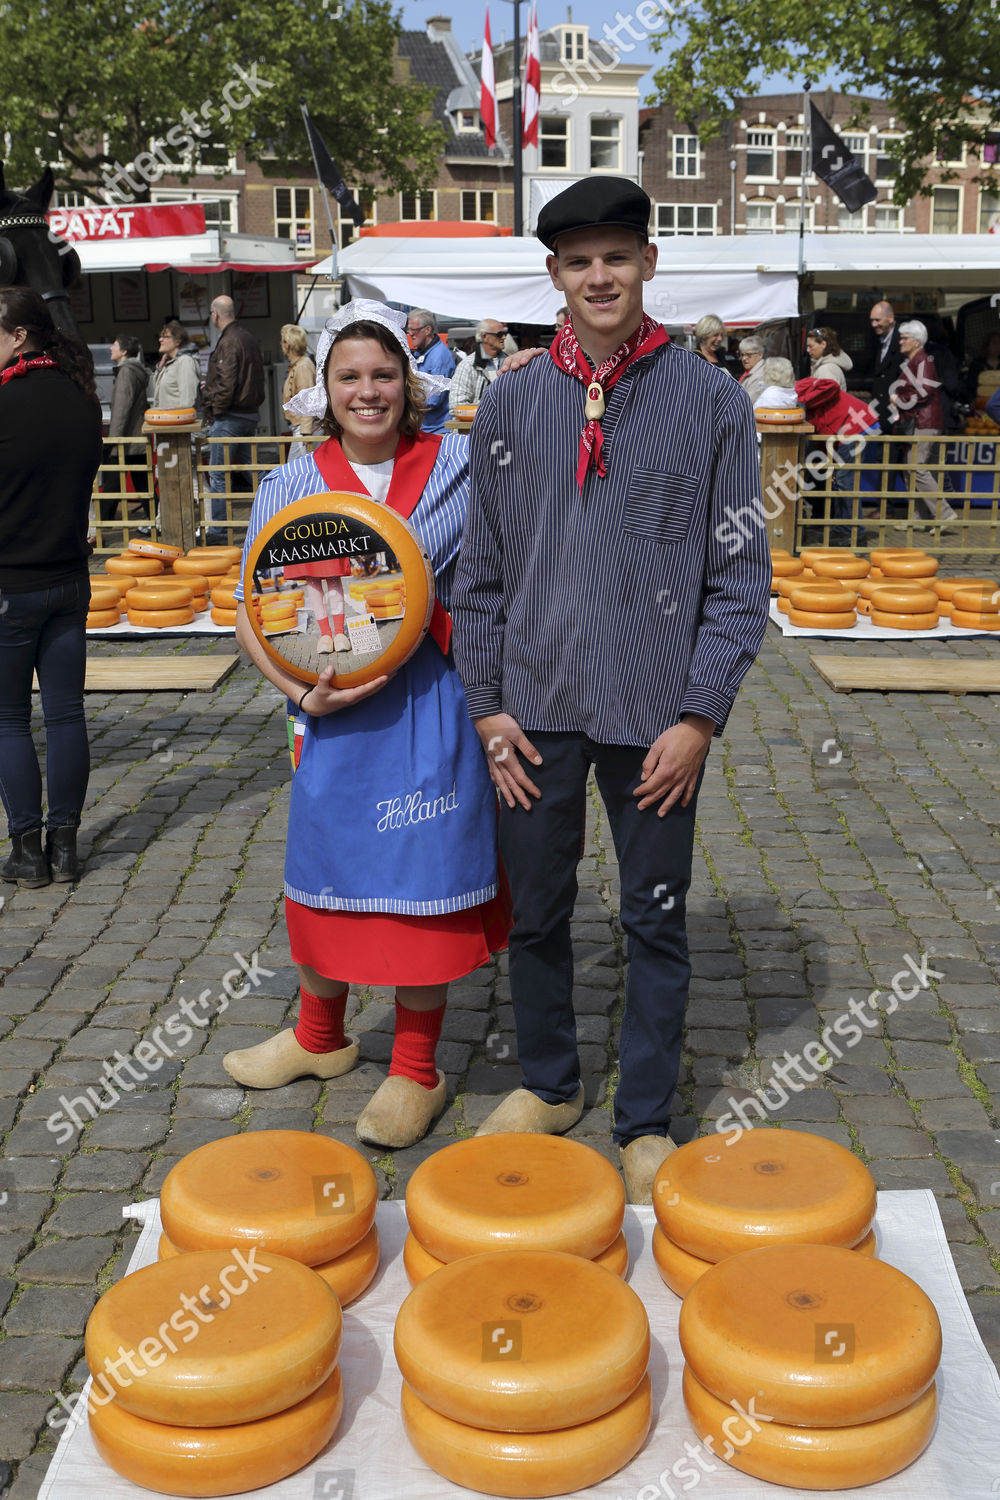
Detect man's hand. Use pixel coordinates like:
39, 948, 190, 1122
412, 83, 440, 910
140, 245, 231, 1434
498, 347, 548, 375
474, 712, 543, 810
302, 666, 389, 717
635, 715, 714, 816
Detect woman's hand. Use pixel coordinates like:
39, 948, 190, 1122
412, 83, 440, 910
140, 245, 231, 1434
300, 666, 389, 717
498, 347, 548, 375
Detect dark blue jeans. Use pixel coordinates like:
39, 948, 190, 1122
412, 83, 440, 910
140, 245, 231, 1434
0, 577, 90, 835
206, 414, 257, 530
499, 732, 703, 1146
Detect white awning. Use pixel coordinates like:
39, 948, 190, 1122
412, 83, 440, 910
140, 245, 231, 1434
74, 234, 220, 272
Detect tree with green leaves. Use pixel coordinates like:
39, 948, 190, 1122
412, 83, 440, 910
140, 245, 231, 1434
0, 0, 445, 202
647, 0, 1000, 204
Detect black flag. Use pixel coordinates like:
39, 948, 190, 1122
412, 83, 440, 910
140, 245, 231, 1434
300, 102, 366, 227
809, 102, 877, 213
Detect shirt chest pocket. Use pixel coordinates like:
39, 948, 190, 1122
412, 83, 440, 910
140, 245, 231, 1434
622, 469, 699, 546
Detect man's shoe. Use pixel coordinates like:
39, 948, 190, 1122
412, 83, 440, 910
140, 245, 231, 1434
620, 1135, 677, 1206
223, 1029, 358, 1088
356, 1070, 446, 1149
475, 1085, 585, 1137
0, 830, 51, 889
45, 826, 83, 882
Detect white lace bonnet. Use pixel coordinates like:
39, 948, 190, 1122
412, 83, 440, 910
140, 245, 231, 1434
284, 297, 450, 419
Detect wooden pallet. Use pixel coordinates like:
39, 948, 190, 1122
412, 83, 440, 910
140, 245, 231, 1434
811, 653, 1000, 695
33, 656, 240, 693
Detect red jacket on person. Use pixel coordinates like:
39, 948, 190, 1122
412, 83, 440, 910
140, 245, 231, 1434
795, 378, 880, 438
891, 348, 942, 431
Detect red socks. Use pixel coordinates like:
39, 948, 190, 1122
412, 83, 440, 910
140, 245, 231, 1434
294, 986, 348, 1053
389, 1001, 445, 1090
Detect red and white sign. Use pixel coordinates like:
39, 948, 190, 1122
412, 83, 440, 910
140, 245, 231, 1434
46, 202, 207, 243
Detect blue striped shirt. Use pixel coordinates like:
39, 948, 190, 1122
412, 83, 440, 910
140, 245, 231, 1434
451, 341, 771, 744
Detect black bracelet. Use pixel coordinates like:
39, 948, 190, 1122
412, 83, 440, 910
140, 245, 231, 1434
298, 686, 313, 712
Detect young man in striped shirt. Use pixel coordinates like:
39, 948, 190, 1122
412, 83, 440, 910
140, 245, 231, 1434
452, 178, 771, 1201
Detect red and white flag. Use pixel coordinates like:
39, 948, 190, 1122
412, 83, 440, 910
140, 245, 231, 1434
480, 8, 497, 150
522, 2, 540, 148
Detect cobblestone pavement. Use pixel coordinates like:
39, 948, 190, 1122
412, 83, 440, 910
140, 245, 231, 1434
2, 617, 1000, 1494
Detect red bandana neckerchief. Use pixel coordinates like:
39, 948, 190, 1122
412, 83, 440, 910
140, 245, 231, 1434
549, 314, 669, 489
1, 353, 58, 387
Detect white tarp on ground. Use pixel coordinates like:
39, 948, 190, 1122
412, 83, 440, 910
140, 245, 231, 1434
40, 1192, 1000, 1500
769, 600, 1000, 639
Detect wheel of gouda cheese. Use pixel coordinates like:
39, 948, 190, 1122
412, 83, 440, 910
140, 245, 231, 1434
400, 1374, 651, 1498
788, 586, 857, 613
126, 584, 194, 610
788, 608, 856, 628
107, 554, 163, 576
679, 1244, 940, 1427
174, 556, 231, 578
951, 608, 1000, 630
90, 572, 134, 597
652, 1129, 875, 1261
933, 576, 997, 601
158, 1233, 180, 1260
881, 554, 938, 577
394, 1249, 649, 1431
126, 606, 195, 628
185, 546, 243, 565
858, 578, 928, 601
870, 548, 919, 567
211, 587, 240, 612
211, 606, 238, 627
405, 1134, 624, 1263
87, 608, 121, 629
868, 586, 938, 613
129, 540, 184, 559
682, 1366, 936, 1491
88, 586, 122, 612
870, 609, 939, 631
652, 1222, 878, 1300
89, 1367, 343, 1498
810, 556, 869, 579
160, 1130, 377, 1265
402, 1230, 627, 1288
770, 559, 805, 578
799, 548, 842, 564
313, 1221, 380, 1306
85, 1249, 342, 1426
951, 585, 1000, 614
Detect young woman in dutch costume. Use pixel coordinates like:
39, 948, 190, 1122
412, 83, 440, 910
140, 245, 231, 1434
223, 301, 508, 1148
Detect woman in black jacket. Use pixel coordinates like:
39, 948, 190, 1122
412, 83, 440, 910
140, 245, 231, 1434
0, 286, 103, 887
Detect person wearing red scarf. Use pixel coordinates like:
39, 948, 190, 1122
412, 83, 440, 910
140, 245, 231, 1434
452, 178, 771, 1202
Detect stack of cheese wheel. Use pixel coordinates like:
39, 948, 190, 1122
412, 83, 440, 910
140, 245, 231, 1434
131, 575, 208, 615
949, 582, 1000, 632
91, 572, 134, 609
787, 581, 858, 630
869, 547, 919, 579
395, 1249, 651, 1497
869, 581, 940, 631
679, 1244, 941, 1489
158, 1130, 379, 1309
128, 539, 184, 566
125, 578, 196, 629
811, 553, 869, 584
87, 581, 124, 630
259, 594, 297, 633
366, 582, 405, 619
106, 552, 163, 579
210, 580, 241, 628
770, 552, 803, 594
403, 1133, 628, 1286
856, 577, 931, 617
651, 1129, 877, 1299
85, 1248, 345, 1496
932, 576, 997, 620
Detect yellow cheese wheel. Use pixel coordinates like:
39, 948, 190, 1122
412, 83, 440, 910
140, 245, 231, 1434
89, 1367, 343, 1498
799, 548, 843, 564
652, 1129, 875, 1261
870, 609, 939, 631
770, 559, 806, 579
127, 605, 195, 628
174, 556, 231, 578
870, 548, 920, 566
652, 1223, 878, 1300
682, 1366, 936, 1491
185, 546, 243, 565
211, 587, 240, 612
90, 572, 134, 597
107, 553, 163, 576
129, 539, 184, 559
88, 586, 122, 611
679, 1244, 940, 1427
769, 548, 792, 558
405, 1134, 625, 1263
158, 1222, 380, 1308
126, 584, 194, 610
858, 577, 928, 601
951, 584, 1000, 613
402, 1229, 628, 1288
868, 586, 938, 613
261, 604, 296, 622
401, 1374, 651, 1499
933, 575, 997, 601
158, 1233, 180, 1260
85, 1249, 342, 1426
394, 1249, 649, 1432
145, 406, 197, 426
881, 554, 939, 577
951, 608, 1000, 630
788, 608, 856, 628
810, 556, 869, 579
937, 598, 953, 618
211, 606, 238, 627
160, 1130, 378, 1265
788, 585, 857, 613
87, 608, 121, 629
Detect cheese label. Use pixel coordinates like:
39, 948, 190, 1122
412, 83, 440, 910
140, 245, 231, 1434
346, 613, 383, 655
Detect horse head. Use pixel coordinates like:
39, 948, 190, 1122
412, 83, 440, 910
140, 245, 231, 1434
0, 162, 83, 338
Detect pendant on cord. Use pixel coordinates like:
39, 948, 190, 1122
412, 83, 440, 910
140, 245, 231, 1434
584, 381, 605, 420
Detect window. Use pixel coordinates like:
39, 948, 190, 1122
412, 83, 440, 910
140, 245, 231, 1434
983, 136, 1000, 165
152, 189, 239, 234
874, 136, 901, 181
539, 116, 569, 169
783, 203, 813, 233
837, 206, 867, 232
338, 191, 374, 247
931, 186, 961, 233
655, 203, 716, 236
459, 111, 477, 131
590, 118, 621, 171
561, 27, 586, 60
194, 142, 234, 172
745, 130, 775, 178
979, 192, 1000, 235
672, 134, 700, 178
274, 187, 313, 252
745, 201, 775, 234
54, 190, 97, 209
874, 204, 903, 232
843, 133, 868, 160
936, 134, 965, 166
400, 190, 436, 220
461, 190, 496, 222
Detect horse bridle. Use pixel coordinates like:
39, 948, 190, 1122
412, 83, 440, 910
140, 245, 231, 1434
0, 211, 76, 305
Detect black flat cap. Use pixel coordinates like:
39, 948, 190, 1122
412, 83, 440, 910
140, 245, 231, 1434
536, 176, 651, 250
